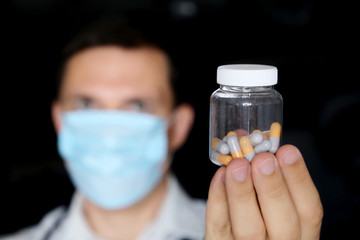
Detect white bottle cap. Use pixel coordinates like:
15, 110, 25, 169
217, 64, 278, 87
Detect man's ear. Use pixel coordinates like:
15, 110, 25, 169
168, 103, 195, 152
52, 101, 63, 133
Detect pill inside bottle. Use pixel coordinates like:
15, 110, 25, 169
209, 64, 283, 166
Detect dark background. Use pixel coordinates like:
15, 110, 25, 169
2, 0, 359, 239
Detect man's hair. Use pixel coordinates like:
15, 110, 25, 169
56, 16, 177, 103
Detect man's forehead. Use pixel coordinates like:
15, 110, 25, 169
65, 46, 169, 78
59, 45, 174, 112
62, 46, 171, 90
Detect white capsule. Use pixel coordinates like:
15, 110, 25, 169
211, 138, 230, 154
227, 135, 240, 152
210, 150, 222, 166
254, 139, 272, 153
222, 136, 228, 142
216, 140, 230, 154
269, 137, 280, 153
244, 152, 256, 162
249, 132, 263, 146
239, 136, 255, 162
210, 150, 232, 166
227, 135, 244, 159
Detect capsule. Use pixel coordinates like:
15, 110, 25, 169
249, 132, 263, 146
211, 138, 230, 155
254, 139, 272, 153
262, 131, 270, 140
269, 122, 281, 153
226, 131, 244, 159
251, 129, 263, 135
252, 129, 270, 140
210, 150, 233, 166
239, 136, 255, 162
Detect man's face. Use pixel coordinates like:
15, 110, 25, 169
58, 46, 174, 117
53, 45, 193, 155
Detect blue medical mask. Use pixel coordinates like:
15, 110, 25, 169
57, 110, 168, 210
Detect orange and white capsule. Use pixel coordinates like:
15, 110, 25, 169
262, 131, 270, 140
210, 150, 233, 166
269, 122, 281, 153
251, 129, 270, 140
226, 131, 244, 159
211, 138, 230, 154
254, 139, 271, 153
251, 129, 263, 135
249, 132, 263, 146
239, 136, 256, 162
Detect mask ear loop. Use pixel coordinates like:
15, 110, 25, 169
161, 153, 174, 173
160, 109, 179, 173
166, 109, 177, 129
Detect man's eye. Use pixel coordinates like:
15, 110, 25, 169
76, 98, 95, 109
129, 100, 149, 112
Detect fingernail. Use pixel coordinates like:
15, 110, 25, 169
232, 166, 249, 182
282, 149, 300, 165
258, 157, 276, 175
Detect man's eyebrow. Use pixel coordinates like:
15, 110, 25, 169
124, 96, 159, 104
61, 94, 95, 101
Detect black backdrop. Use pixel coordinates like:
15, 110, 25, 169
2, 0, 359, 239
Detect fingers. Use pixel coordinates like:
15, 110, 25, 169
205, 166, 232, 240
276, 145, 323, 239
206, 159, 266, 240
225, 158, 266, 239
251, 153, 301, 240
206, 145, 323, 240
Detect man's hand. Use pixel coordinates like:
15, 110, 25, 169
205, 144, 323, 240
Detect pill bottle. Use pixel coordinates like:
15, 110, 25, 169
209, 64, 283, 166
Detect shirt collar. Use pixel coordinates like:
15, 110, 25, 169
57, 174, 205, 240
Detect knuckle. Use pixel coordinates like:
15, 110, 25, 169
268, 229, 301, 240
206, 222, 232, 239
235, 187, 255, 202
232, 220, 266, 240
287, 230, 301, 240
267, 217, 301, 240
265, 182, 287, 199
234, 229, 266, 240
301, 202, 324, 228
289, 170, 308, 186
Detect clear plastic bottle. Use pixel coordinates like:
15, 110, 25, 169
209, 64, 283, 166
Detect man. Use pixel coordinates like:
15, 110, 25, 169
2, 18, 323, 240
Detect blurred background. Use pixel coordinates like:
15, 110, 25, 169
2, 0, 359, 239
